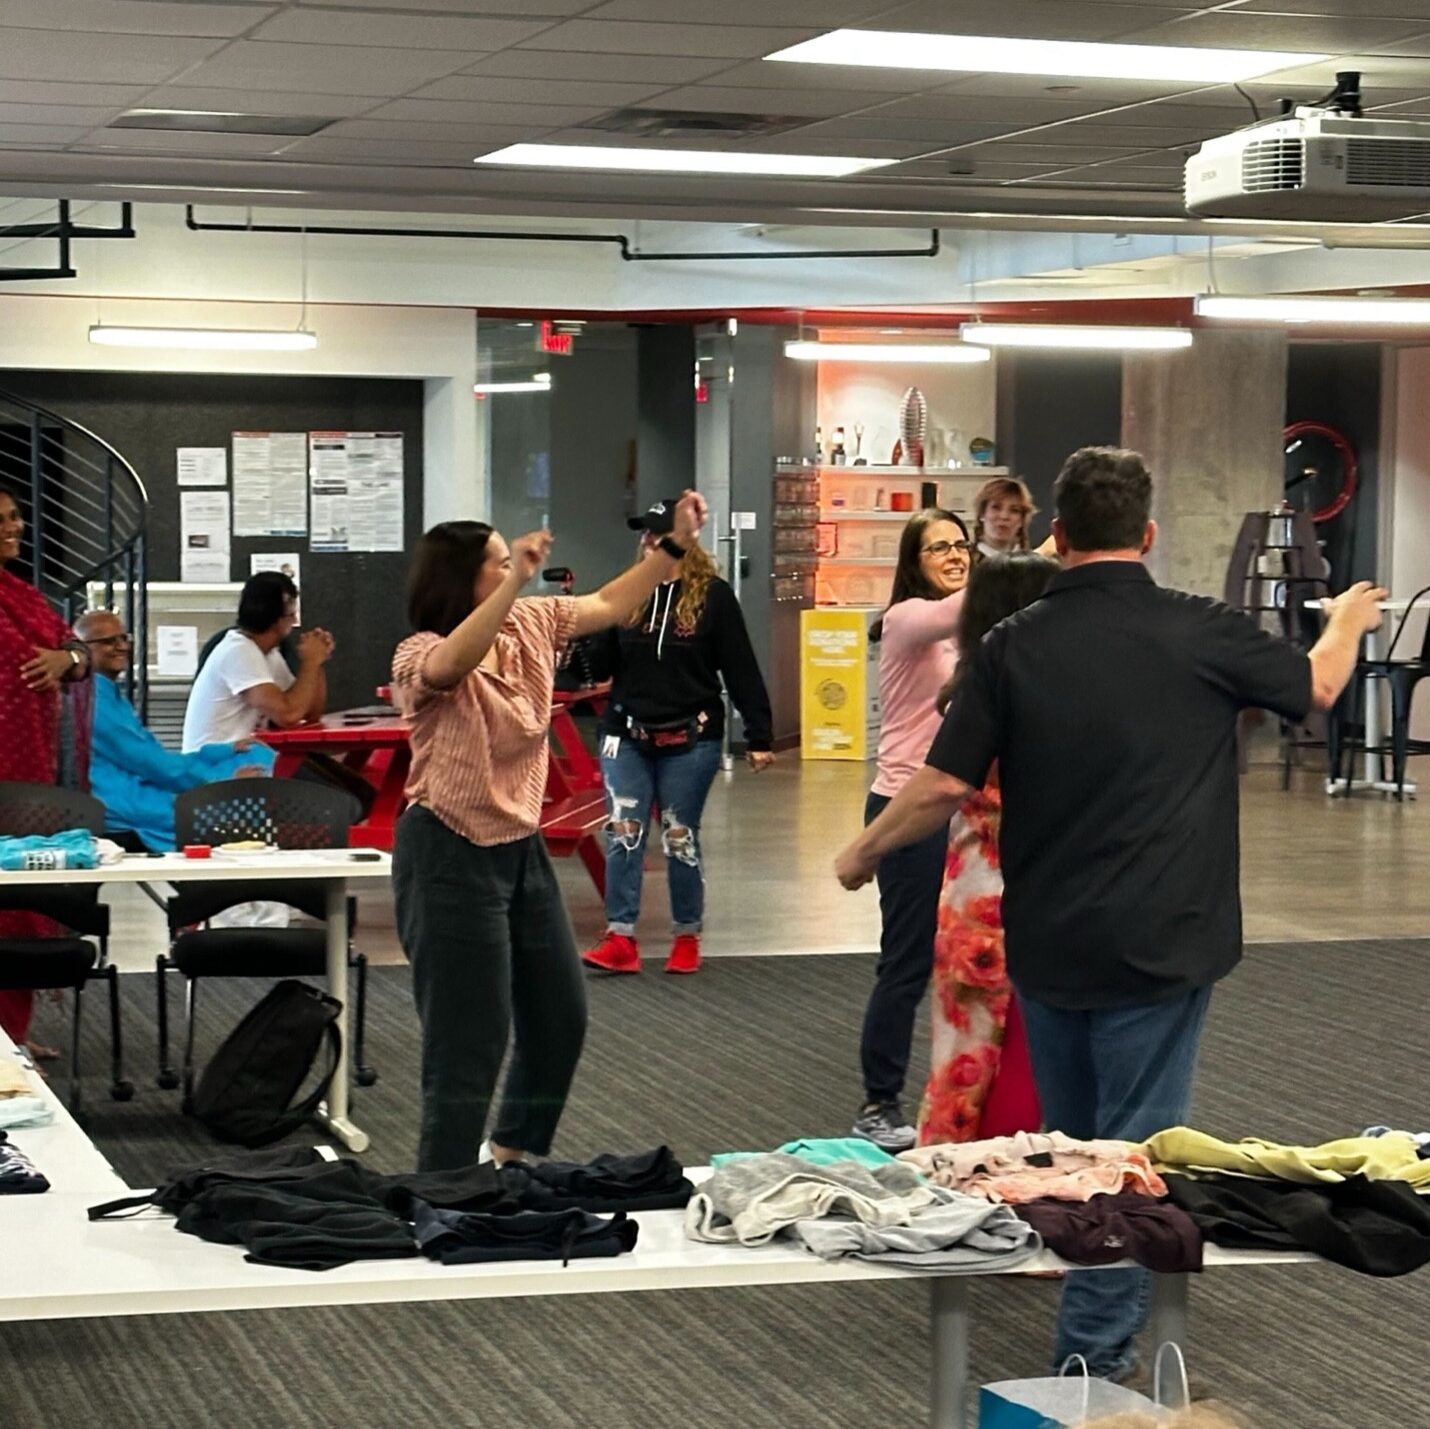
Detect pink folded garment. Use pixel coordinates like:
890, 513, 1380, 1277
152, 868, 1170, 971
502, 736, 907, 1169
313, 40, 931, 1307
900, 1130, 1168, 1204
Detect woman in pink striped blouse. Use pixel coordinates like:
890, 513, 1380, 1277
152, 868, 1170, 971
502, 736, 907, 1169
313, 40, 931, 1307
391, 491, 707, 1172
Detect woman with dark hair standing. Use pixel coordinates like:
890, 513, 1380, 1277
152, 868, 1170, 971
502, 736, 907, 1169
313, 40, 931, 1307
391, 491, 706, 1172
918, 552, 1057, 1146
0, 483, 92, 1054
582, 498, 773, 978
851, 507, 972, 1151
972, 476, 1037, 560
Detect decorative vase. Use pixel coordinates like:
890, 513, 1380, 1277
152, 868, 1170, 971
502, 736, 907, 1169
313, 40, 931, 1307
893, 386, 927, 467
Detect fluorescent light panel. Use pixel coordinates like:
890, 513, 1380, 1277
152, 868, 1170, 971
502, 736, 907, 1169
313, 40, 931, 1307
1195, 294, 1430, 324
88, 325, 317, 351
962, 324, 1193, 350
785, 341, 989, 364
765, 30, 1325, 83
476, 143, 891, 178
474, 374, 552, 393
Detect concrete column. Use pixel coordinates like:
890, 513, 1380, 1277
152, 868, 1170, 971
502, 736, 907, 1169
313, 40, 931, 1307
1122, 330, 1287, 597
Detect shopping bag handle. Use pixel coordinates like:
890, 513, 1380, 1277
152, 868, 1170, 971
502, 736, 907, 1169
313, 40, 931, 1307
1057, 1353, 1092, 1423
1153, 1341, 1190, 1410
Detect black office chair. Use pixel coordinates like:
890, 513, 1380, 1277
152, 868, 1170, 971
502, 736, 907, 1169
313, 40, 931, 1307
1346, 585, 1430, 799
155, 777, 377, 1109
0, 782, 134, 1112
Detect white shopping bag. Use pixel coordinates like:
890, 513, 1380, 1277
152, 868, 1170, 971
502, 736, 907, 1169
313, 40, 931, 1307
978, 1345, 1189, 1428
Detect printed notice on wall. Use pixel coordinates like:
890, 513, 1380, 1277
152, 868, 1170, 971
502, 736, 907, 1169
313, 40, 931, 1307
309, 431, 403, 553
176, 447, 227, 488
156, 625, 199, 679
179, 489, 231, 583
232, 431, 308, 537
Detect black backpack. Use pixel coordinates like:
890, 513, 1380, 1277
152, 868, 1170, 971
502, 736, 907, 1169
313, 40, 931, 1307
190, 980, 342, 1148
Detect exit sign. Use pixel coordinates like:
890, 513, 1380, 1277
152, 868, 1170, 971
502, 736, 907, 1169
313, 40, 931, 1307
537, 320, 574, 356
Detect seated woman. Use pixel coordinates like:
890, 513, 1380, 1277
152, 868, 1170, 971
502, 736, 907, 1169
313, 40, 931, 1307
78, 611, 272, 852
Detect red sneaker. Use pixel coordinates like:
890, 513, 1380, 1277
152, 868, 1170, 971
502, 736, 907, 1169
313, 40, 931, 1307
581, 932, 641, 975
664, 934, 701, 975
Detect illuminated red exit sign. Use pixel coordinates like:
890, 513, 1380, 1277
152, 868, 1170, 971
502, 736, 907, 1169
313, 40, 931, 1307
537, 320, 574, 356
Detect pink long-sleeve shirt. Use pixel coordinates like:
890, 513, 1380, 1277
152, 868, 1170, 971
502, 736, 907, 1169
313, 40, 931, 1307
871, 592, 964, 798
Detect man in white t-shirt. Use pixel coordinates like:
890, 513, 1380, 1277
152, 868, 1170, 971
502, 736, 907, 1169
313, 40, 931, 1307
182, 571, 334, 751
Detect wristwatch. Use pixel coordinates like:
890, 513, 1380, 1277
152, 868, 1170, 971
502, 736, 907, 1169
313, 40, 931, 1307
657, 535, 688, 560
67, 648, 81, 668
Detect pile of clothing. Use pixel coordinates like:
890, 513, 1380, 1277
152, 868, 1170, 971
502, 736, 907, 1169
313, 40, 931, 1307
88, 1144, 693, 1272
0, 1129, 47, 1194
685, 1137, 1041, 1272
0, 1054, 51, 1133
902, 1131, 1201, 1273
1147, 1126, 1430, 1277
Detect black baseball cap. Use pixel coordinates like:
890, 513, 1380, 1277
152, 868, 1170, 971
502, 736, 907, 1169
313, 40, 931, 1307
627, 498, 679, 536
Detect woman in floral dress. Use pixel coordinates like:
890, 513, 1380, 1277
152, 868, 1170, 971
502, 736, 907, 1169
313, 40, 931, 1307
918, 553, 1058, 1146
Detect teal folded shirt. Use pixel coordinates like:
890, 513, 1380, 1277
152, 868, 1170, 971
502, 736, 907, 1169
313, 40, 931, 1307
711, 1137, 899, 1170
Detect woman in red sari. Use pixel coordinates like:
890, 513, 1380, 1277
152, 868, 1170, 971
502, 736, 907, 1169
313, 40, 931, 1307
0, 483, 93, 1050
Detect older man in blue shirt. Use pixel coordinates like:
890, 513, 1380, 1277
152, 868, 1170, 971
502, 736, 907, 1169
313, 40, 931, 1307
76, 610, 273, 851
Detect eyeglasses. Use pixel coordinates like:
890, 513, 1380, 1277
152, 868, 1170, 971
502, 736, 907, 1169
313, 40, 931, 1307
922, 539, 971, 557
83, 634, 131, 648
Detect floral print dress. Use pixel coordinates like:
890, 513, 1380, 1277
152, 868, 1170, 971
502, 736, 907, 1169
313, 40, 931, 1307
918, 770, 1042, 1146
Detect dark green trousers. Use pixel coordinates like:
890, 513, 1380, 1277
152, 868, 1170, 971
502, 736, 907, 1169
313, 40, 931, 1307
393, 805, 587, 1172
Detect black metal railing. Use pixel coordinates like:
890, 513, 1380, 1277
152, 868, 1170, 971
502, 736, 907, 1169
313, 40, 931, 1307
0, 387, 149, 714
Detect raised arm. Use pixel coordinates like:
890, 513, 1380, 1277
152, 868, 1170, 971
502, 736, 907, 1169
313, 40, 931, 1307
570, 491, 708, 638
1308, 582, 1388, 711
835, 766, 973, 889
242, 629, 333, 729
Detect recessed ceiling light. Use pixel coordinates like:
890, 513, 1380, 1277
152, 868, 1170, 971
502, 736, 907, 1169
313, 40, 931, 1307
474, 374, 552, 394
1194, 294, 1430, 324
111, 108, 334, 136
88, 325, 317, 351
961, 323, 1193, 350
784, 341, 990, 364
475, 142, 892, 178
764, 31, 1327, 83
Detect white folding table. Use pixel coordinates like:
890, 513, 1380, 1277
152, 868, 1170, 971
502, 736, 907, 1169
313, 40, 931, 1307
0, 849, 392, 1152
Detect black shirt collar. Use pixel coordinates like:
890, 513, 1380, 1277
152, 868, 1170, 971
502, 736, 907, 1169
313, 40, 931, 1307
1046, 560, 1155, 595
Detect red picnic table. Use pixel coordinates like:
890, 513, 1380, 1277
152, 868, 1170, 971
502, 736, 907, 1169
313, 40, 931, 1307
259, 685, 610, 893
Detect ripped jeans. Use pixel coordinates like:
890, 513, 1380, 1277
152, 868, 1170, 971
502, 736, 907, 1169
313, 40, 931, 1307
600, 735, 723, 936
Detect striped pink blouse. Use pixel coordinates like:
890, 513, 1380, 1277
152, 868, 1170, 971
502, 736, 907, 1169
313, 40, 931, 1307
392, 596, 578, 847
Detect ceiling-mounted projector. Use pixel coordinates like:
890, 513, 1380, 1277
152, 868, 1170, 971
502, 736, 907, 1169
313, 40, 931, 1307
1185, 72, 1430, 221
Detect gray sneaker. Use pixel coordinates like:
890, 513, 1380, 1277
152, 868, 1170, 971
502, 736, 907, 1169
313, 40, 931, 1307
851, 1099, 916, 1152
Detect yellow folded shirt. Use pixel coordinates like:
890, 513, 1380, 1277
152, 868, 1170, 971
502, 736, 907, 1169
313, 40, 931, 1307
1143, 1126, 1430, 1190
0, 1058, 31, 1099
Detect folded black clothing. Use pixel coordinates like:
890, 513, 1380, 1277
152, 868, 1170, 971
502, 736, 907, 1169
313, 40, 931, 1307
0, 1129, 48, 1195
412, 1200, 639, 1266
1164, 1173, 1430, 1278
1015, 1192, 1202, 1273
90, 1146, 507, 1221
175, 1183, 417, 1271
499, 1146, 693, 1213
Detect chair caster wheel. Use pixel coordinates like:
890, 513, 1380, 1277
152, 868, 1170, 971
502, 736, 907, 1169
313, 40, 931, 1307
356, 1069, 378, 1088
157, 1070, 179, 1090
110, 1080, 135, 1102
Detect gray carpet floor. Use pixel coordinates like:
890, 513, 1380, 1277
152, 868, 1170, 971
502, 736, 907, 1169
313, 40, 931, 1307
11, 938, 1430, 1429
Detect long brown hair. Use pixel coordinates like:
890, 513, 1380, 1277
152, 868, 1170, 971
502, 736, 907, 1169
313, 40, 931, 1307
628, 538, 720, 631
869, 508, 969, 643
972, 476, 1036, 556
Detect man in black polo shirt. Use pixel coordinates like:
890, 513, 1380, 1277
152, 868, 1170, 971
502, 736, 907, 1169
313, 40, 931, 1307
836, 445, 1386, 1379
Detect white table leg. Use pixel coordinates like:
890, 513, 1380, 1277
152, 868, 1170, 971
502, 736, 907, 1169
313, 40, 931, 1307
930, 1277, 970, 1428
1147, 1273, 1188, 1362
1363, 628, 1383, 789
316, 878, 368, 1153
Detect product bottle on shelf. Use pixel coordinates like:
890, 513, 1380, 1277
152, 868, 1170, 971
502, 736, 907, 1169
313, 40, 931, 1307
814, 425, 824, 464
830, 426, 846, 465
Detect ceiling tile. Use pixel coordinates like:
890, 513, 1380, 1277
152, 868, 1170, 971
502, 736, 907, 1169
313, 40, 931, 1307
970, 139, 1165, 164
516, 20, 820, 59
646, 85, 899, 118
872, 0, 1202, 42
298, 0, 589, 11
930, 72, 1209, 102
361, 98, 613, 126
280, 135, 488, 164
1358, 31, 1430, 56
0, 27, 228, 83
1226, 0, 1430, 13
141, 88, 386, 119
1115, 11, 1430, 51
890, 158, 1065, 179
0, 122, 94, 144
0, 78, 148, 106
409, 75, 671, 107
1164, 80, 1429, 108
458, 50, 732, 83
786, 115, 1042, 144
1261, 54, 1430, 87
738, 134, 933, 157
0, 102, 129, 127
982, 119, 1211, 147
319, 119, 538, 144
251, 7, 552, 51
0, 0, 274, 37
173, 41, 485, 94
692, 58, 946, 91
583, 0, 889, 22
868, 93, 1120, 123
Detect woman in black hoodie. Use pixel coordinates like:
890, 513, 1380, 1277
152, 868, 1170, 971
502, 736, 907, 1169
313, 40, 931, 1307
581, 499, 773, 977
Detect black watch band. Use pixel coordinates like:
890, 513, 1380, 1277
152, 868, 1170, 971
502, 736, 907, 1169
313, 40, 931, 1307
657, 535, 688, 560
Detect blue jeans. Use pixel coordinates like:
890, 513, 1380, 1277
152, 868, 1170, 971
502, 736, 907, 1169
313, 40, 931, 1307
1019, 985, 1213, 1379
601, 736, 723, 935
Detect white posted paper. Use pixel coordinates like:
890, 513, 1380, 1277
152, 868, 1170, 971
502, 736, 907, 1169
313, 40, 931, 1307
179, 489, 231, 583
309, 431, 403, 552
232, 431, 308, 537
156, 625, 199, 678
176, 447, 227, 488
